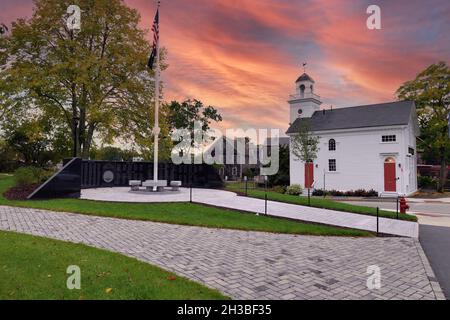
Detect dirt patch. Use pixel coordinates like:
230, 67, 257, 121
4, 184, 40, 200
413, 191, 450, 199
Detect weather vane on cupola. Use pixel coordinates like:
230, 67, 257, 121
302, 62, 307, 73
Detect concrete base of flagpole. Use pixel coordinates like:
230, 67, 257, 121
142, 180, 167, 192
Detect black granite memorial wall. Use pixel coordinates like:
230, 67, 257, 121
28, 159, 223, 200
80, 161, 223, 189
28, 158, 82, 200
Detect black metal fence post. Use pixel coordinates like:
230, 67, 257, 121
265, 176, 268, 215
265, 194, 268, 216
308, 188, 311, 206
376, 207, 379, 236
189, 169, 193, 203
396, 196, 399, 219
244, 176, 248, 196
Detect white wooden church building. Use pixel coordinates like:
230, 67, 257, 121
286, 73, 419, 196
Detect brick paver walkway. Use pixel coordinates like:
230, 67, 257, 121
0, 205, 444, 300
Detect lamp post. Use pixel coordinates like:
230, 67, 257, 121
72, 115, 80, 158
376, 207, 379, 237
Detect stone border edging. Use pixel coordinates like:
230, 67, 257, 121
414, 239, 446, 300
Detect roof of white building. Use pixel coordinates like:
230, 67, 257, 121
286, 100, 415, 134
295, 73, 315, 83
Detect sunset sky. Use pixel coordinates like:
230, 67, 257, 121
1, 0, 449, 133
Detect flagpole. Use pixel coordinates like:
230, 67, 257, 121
153, 0, 160, 186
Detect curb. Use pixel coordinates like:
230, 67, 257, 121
414, 239, 446, 300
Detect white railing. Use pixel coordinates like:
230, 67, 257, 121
289, 92, 321, 100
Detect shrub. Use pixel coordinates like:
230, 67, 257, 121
317, 189, 379, 197
286, 184, 302, 195
328, 189, 344, 197
418, 175, 437, 190
312, 189, 327, 196
14, 167, 54, 187
353, 189, 366, 197
365, 189, 379, 197
271, 185, 286, 194
14, 167, 37, 186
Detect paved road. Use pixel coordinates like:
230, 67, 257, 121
341, 200, 450, 216
0, 205, 444, 300
82, 188, 419, 238
419, 225, 450, 300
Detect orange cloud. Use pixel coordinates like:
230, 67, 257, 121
2, 0, 449, 132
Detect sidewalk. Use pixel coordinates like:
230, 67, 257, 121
197, 191, 419, 238
81, 187, 419, 238
81, 188, 419, 237
407, 197, 450, 203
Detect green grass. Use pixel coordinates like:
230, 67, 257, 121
0, 230, 228, 300
225, 183, 417, 222
0, 175, 371, 237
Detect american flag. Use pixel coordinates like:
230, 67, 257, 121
147, 8, 159, 70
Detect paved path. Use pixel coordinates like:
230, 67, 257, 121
342, 200, 450, 216
81, 188, 419, 238
419, 225, 450, 299
0, 205, 444, 300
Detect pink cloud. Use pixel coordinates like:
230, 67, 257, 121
2, 0, 449, 132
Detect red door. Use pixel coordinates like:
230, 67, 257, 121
305, 163, 314, 188
384, 159, 396, 192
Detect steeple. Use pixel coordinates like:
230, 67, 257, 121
288, 72, 322, 123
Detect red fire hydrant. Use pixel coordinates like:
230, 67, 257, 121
399, 197, 409, 214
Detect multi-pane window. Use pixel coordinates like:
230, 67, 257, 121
329, 139, 336, 151
382, 135, 396, 142
328, 159, 336, 172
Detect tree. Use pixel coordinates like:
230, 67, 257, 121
0, 139, 19, 172
291, 121, 320, 164
165, 99, 222, 155
268, 144, 290, 186
3, 119, 56, 166
291, 120, 320, 203
0, 0, 162, 159
397, 62, 450, 192
89, 145, 139, 161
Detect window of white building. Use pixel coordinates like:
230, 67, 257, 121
329, 139, 336, 151
328, 159, 336, 172
382, 135, 396, 142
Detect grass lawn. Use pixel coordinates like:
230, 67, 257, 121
0, 230, 227, 300
225, 183, 417, 222
0, 175, 371, 237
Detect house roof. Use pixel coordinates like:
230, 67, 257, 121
295, 73, 315, 83
286, 101, 415, 134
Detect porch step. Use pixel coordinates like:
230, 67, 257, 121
380, 192, 399, 198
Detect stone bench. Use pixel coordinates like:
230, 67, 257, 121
129, 180, 142, 191
170, 180, 182, 191
142, 180, 167, 192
